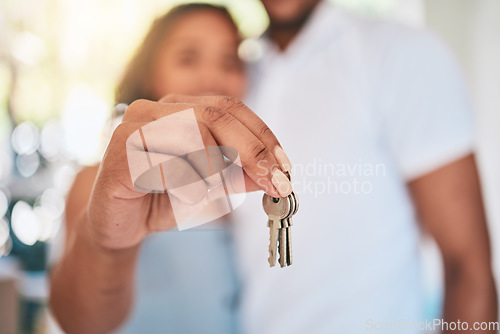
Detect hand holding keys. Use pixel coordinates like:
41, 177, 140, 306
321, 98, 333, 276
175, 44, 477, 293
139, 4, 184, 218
263, 172, 298, 268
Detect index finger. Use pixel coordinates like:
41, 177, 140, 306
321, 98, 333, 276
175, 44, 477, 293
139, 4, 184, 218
158, 94, 292, 172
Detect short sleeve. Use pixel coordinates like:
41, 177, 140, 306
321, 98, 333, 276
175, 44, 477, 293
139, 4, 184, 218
378, 28, 475, 181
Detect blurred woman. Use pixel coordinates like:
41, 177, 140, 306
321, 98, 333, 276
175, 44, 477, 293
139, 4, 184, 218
115, 4, 245, 104
53, 4, 245, 333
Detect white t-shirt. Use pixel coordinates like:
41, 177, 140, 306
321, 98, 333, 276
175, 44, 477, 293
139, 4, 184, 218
232, 2, 474, 334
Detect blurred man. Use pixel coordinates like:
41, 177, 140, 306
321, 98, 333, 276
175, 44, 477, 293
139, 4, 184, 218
231, 0, 498, 333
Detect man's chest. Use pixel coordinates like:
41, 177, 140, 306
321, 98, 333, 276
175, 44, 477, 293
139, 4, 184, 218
249, 57, 382, 167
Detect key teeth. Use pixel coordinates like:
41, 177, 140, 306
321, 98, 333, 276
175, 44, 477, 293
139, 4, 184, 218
268, 228, 275, 267
279, 254, 285, 268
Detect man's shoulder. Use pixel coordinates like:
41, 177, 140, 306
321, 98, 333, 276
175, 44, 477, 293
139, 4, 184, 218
333, 7, 448, 59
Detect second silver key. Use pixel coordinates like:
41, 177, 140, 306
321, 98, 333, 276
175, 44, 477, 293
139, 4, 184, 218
263, 194, 290, 267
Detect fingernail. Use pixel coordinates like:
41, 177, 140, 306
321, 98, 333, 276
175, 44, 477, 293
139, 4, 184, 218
274, 147, 292, 172
271, 168, 293, 197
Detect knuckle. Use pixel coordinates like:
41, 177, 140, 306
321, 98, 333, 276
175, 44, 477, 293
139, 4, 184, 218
249, 142, 270, 163
127, 98, 148, 111
258, 124, 273, 138
201, 105, 227, 124
124, 99, 150, 119
217, 96, 244, 111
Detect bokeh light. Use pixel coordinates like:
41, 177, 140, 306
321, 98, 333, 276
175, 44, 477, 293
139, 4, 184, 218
32, 188, 65, 242
40, 119, 66, 162
11, 201, 41, 246
11, 31, 46, 66
15, 152, 40, 178
40, 188, 65, 220
33, 206, 60, 242
238, 37, 264, 63
0, 218, 12, 257
0, 218, 9, 249
11, 121, 40, 155
60, 86, 108, 164
53, 164, 77, 193
0, 189, 10, 218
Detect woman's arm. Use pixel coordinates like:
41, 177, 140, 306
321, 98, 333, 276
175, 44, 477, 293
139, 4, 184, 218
409, 154, 498, 333
50, 166, 140, 334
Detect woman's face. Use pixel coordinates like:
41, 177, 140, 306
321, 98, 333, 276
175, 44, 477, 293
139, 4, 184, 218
150, 10, 246, 99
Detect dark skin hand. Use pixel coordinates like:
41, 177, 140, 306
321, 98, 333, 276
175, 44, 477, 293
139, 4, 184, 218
409, 154, 498, 333
50, 96, 290, 334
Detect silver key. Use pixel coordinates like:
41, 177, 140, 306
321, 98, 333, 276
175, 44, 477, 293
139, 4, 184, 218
277, 195, 293, 267
263, 195, 290, 267
278, 209, 289, 267
285, 191, 297, 266
283, 172, 298, 267
286, 191, 298, 266
279, 194, 294, 267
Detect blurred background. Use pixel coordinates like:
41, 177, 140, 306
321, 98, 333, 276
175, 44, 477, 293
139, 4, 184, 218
0, 0, 498, 333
